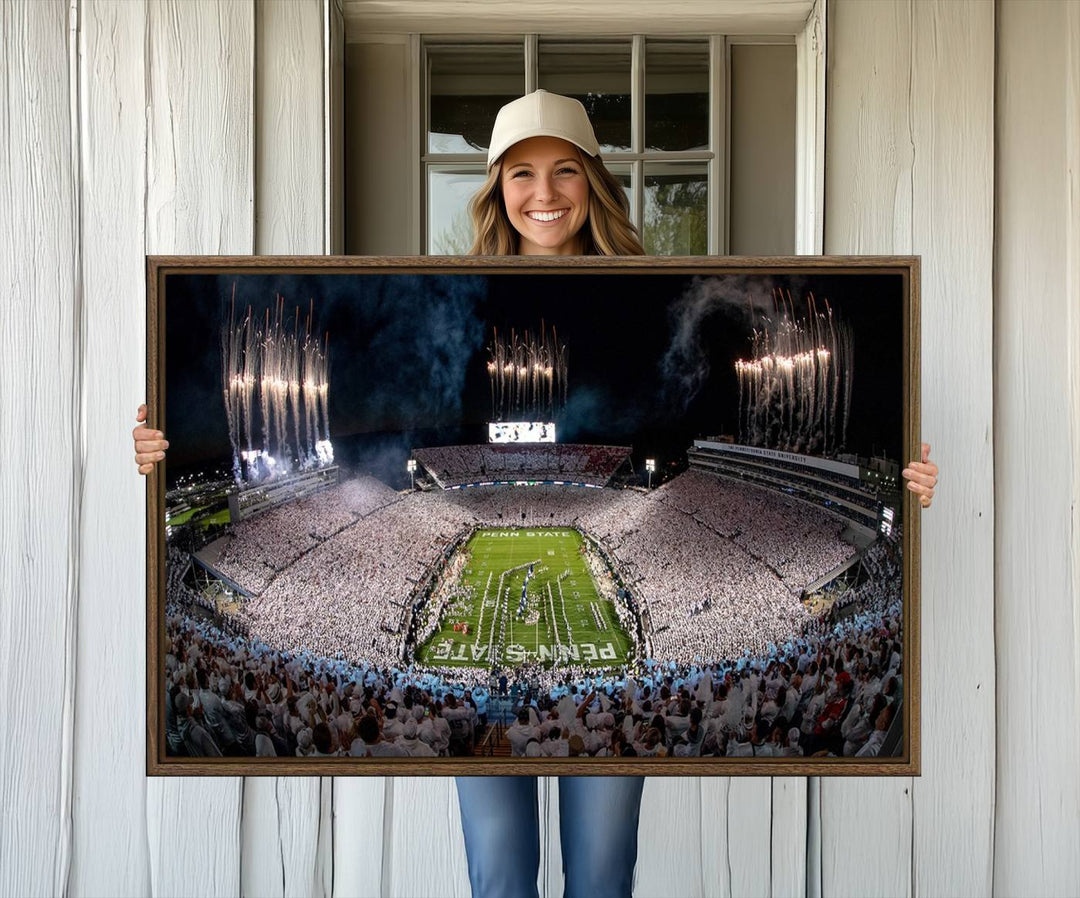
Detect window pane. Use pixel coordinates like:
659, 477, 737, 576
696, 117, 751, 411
428, 167, 487, 254
538, 41, 631, 153
643, 163, 707, 255
645, 40, 709, 152
428, 44, 524, 154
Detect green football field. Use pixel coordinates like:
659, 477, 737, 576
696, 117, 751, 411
415, 527, 634, 669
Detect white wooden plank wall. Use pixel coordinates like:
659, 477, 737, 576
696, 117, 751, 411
822, 6, 916, 891
70, 0, 151, 896
824, 3, 996, 897
0, 2, 78, 897
142, 0, 253, 893
907, 4, 996, 894
383, 778, 470, 898
244, 3, 330, 897
993, 2, 1080, 894
2, 2, 1079, 897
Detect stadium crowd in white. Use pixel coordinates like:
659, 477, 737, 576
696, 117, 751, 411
198, 466, 859, 678
166, 459, 900, 759
164, 588, 902, 759
413, 444, 629, 488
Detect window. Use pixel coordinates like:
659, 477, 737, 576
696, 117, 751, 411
422, 35, 793, 256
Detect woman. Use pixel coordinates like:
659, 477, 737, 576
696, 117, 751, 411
133, 90, 939, 898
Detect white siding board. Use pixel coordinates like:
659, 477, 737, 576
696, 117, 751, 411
725, 778, 774, 897
806, 778, 822, 898
331, 778, 386, 898
908, 3, 995, 896
539, 777, 560, 898
241, 779, 326, 898
635, 777, 708, 898
0, 1, 77, 895
699, 779, 732, 898
771, 777, 808, 897
71, 1, 152, 895
144, 0, 255, 256
384, 777, 470, 898
315, 778, 335, 897
144, 2, 254, 895
254, 0, 325, 255
822, 2, 915, 893
147, 781, 242, 898
243, 2, 329, 895
820, 782, 912, 898
825, 3, 998, 897
695, 778, 776, 898
993, 2, 1080, 894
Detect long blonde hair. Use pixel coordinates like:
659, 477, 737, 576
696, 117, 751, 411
468, 150, 645, 256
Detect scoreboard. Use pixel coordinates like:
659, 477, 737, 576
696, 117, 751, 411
488, 422, 556, 443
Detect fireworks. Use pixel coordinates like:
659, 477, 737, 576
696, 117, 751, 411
487, 323, 568, 421
734, 290, 853, 456
221, 287, 332, 483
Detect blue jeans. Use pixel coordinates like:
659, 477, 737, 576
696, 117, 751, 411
455, 775, 646, 898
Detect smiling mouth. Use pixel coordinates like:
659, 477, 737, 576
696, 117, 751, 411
526, 209, 568, 222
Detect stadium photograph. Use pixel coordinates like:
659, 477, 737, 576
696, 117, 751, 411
151, 259, 916, 772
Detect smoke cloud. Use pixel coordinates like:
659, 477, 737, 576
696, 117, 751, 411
659, 274, 801, 413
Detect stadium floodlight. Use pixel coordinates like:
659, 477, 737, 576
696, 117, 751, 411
645, 458, 656, 489
407, 458, 417, 489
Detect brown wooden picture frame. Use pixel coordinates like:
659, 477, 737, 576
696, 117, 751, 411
147, 255, 920, 776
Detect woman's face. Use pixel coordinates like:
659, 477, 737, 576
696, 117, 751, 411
499, 136, 590, 255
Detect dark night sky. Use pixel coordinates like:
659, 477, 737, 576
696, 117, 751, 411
164, 270, 905, 488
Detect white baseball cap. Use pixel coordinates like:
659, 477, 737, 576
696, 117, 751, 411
486, 90, 600, 169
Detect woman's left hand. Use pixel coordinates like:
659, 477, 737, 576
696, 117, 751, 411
902, 442, 938, 508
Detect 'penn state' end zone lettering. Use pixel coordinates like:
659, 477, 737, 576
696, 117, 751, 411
479, 530, 574, 538
429, 642, 617, 663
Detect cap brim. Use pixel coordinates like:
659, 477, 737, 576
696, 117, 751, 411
487, 131, 599, 168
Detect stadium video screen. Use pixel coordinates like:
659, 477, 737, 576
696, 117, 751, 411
148, 257, 920, 775
489, 422, 557, 443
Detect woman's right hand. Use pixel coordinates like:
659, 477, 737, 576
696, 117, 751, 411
133, 403, 169, 474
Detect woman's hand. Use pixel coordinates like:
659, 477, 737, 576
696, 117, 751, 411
902, 442, 938, 508
133, 403, 169, 474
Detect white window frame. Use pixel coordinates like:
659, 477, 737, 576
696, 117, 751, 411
400, 0, 825, 256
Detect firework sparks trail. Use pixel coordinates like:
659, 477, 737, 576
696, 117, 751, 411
220, 285, 244, 481
287, 306, 302, 466
220, 288, 332, 484
486, 323, 568, 421
733, 289, 854, 456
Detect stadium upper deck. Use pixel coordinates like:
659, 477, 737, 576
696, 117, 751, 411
687, 442, 885, 534
413, 444, 631, 489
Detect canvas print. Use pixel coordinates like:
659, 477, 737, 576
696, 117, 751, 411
150, 257, 918, 775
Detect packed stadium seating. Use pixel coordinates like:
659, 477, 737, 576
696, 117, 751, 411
413, 444, 631, 488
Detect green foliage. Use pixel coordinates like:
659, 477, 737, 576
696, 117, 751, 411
643, 177, 708, 255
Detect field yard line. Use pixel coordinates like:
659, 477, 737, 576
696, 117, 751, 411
474, 571, 493, 646
556, 577, 573, 642
547, 582, 560, 651
490, 569, 507, 662
596, 600, 610, 632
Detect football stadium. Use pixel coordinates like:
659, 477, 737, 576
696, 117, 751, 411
163, 273, 906, 761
